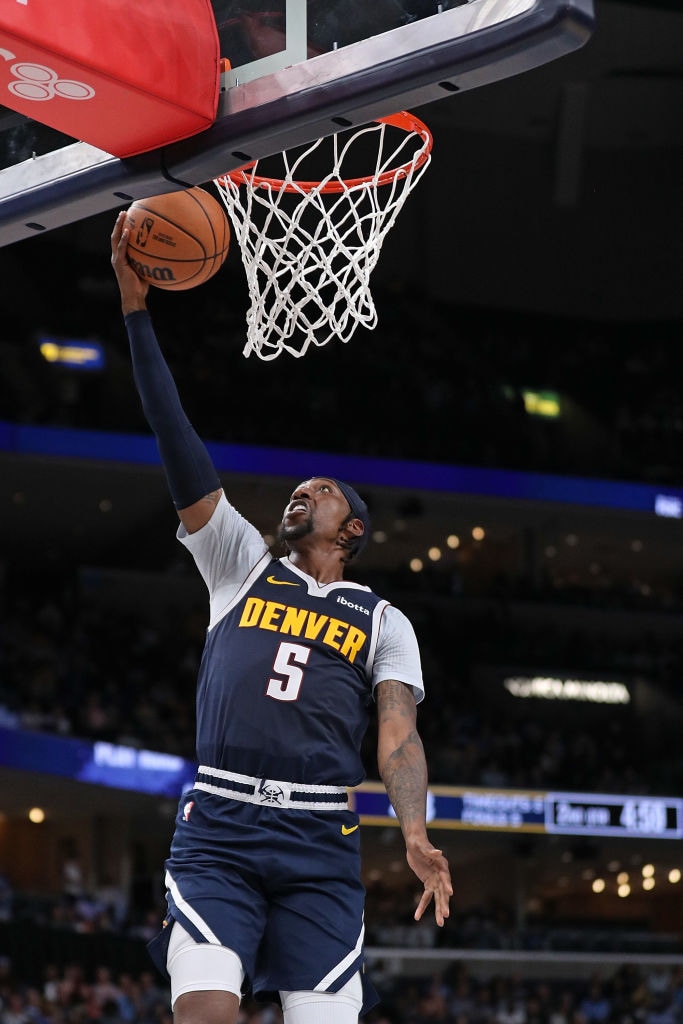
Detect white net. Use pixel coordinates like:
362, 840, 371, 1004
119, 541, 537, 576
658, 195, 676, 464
213, 113, 432, 360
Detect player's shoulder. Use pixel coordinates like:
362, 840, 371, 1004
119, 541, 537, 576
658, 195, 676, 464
215, 492, 264, 538
180, 491, 269, 560
380, 602, 414, 629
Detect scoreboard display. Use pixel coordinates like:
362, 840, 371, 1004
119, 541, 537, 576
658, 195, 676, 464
545, 793, 682, 838
353, 784, 683, 840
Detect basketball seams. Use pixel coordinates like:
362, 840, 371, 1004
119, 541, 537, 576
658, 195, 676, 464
131, 199, 209, 257
187, 188, 230, 279
195, 191, 219, 280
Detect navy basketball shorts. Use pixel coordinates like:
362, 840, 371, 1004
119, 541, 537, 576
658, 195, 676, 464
147, 787, 377, 1012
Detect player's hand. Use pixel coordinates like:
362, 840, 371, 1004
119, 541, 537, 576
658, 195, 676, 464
406, 839, 453, 927
110, 210, 149, 314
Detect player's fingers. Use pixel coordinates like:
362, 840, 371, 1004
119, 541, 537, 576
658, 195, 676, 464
430, 851, 452, 888
413, 887, 433, 922
110, 210, 126, 250
111, 229, 128, 269
440, 865, 454, 895
435, 886, 451, 926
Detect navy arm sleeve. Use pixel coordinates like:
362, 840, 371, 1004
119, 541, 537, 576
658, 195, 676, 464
124, 310, 221, 510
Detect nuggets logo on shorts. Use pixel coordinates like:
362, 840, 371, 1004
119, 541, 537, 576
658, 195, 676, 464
258, 780, 285, 805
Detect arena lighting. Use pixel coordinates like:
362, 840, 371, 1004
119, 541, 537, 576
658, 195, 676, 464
522, 390, 561, 418
655, 494, 683, 518
3, 421, 683, 519
38, 336, 105, 371
504, 676, 631, 704
0, 727, 196, 797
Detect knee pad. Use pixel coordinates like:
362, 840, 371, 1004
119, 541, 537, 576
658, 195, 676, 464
280, 972, 362, 1023
167, 920, 244, 1008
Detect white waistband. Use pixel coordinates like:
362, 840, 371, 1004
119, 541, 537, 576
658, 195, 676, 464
195, 765, 349, 812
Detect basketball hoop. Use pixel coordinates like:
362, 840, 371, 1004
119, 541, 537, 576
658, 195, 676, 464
213, 111, 432, 360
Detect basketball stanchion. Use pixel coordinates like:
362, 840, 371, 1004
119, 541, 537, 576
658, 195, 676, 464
213, 111, 433, 361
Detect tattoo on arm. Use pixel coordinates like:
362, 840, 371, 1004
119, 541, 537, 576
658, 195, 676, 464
177, 488, 223, 533
202, 489, 223, 508
377, 680, 428, 834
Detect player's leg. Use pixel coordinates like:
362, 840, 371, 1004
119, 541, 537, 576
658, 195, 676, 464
159, 798, 271, 1024
168, 920, 244, 1024
257, 811, 376, 1018
174, 990, 240, 1024
280, 973, 363, 1024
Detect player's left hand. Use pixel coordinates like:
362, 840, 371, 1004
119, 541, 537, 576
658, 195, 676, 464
406, 839, 453, 927
110, 210, 150, 314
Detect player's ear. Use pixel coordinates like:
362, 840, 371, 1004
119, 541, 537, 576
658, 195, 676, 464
342, 517, 364, 540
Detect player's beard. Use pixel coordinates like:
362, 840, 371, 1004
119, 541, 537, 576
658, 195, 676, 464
278, 516, 314, 546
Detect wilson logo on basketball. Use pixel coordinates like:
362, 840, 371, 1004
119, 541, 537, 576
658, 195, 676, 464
127, 255, 176, 283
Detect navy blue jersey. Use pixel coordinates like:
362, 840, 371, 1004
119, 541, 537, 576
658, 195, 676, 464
148, 496, 423, 1010
195, 555, 388, 786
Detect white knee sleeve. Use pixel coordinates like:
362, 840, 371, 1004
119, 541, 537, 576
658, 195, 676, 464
167, 920, 244, 1008
280, 972, 362, 1024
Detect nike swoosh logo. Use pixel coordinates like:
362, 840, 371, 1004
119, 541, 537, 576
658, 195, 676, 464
266, 575, 299, 586
341, 824, 359, 835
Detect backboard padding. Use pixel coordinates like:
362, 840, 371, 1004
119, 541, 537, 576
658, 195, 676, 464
0, 0, 593, 247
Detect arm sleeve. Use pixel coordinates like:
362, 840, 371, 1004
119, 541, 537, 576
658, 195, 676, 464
125, 309, 221, 509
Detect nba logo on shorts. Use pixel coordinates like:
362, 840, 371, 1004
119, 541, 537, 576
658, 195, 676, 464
183, 801, 194, 821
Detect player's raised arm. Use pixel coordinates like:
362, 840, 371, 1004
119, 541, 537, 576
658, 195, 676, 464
376, 678, 453, 927
110, 212, 223, 534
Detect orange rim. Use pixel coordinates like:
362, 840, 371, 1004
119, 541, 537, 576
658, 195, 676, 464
217, 111, 432, 195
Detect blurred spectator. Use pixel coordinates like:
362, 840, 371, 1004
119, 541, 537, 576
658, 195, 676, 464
578, 979, 611, 1024
0, 874, 13, 924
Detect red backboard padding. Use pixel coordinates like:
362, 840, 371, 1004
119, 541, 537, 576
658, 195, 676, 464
0, 0, 220, 158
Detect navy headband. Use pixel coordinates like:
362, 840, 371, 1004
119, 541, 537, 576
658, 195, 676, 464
329, 478, 371, 555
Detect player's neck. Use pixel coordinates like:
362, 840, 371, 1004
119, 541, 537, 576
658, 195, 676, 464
285, 549, 346, 586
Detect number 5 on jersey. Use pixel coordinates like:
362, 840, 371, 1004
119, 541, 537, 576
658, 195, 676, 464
266, 642, 311, 701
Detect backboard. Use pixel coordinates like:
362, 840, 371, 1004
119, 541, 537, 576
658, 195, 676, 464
0, 0, 593, 247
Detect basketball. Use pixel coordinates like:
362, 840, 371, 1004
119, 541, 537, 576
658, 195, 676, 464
124, 186, 230, 291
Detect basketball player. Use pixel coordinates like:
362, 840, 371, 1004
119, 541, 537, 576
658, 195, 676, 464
110, 212, 452, 1024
